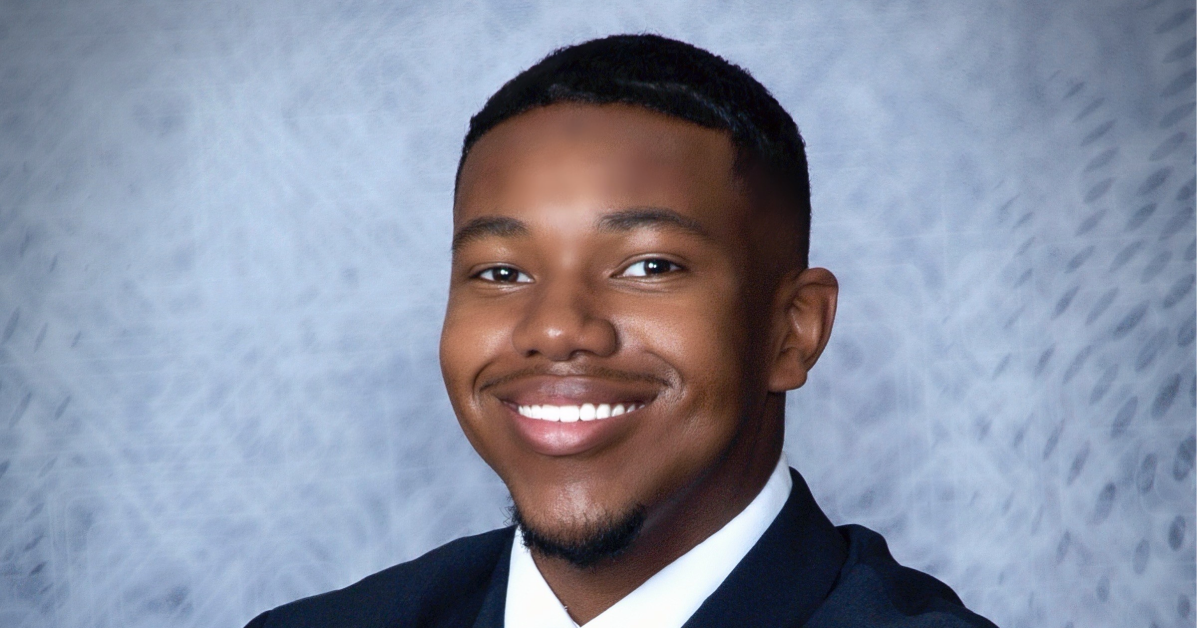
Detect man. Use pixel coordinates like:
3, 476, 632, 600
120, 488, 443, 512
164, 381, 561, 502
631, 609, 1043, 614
246, 34, 996, 627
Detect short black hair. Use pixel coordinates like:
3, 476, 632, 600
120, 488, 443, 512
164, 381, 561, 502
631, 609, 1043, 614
456, 33, 812, 266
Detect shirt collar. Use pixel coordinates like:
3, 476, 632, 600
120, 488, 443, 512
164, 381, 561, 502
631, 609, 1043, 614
504, 454, 793, 628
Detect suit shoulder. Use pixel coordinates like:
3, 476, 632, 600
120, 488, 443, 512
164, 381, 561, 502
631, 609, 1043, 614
807, 524, 998, 628
248, 527, 514, 628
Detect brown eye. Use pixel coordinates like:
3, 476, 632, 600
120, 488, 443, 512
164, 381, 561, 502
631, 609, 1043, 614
620, 258, 681, 277
476, 266, 532, 283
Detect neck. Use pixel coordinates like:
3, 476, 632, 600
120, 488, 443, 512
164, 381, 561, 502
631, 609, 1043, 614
531, 394, 786, 624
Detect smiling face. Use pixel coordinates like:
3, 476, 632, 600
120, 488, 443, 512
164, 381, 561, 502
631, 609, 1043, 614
441, 103, 817, 560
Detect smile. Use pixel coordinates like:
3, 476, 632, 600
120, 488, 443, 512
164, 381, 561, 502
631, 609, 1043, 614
485, 374, 663, 455
515, 402, 645, 422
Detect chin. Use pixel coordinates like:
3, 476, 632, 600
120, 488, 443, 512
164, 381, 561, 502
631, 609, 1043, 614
509, 500, 648, 568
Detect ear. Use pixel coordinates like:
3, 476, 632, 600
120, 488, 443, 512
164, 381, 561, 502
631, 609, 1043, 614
768, 267, 838, 392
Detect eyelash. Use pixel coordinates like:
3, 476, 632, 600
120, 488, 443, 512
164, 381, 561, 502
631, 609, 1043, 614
473, 266, 532, 283
618, 258, 682, 277
472, 258, 683, 283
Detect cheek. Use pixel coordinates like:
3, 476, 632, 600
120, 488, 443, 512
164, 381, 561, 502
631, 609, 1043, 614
618, 288, 750, 416
627, 279, 746, 361
439, 297, 515, 421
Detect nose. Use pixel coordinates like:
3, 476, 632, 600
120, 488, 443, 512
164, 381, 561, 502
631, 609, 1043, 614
511, 278, 618, 361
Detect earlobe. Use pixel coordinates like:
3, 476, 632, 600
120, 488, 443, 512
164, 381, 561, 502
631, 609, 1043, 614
768, 268, 839, 392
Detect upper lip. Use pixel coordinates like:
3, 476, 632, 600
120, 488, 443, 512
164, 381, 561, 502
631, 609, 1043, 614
480, 367, 668, 407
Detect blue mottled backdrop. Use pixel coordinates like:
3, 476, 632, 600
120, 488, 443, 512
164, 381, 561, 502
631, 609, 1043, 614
0, 1, 1194, 627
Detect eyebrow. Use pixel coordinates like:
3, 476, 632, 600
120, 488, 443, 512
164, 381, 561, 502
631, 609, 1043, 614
450, 206, 710, 253
595, 207, 712, 240
451, 216, 530, 253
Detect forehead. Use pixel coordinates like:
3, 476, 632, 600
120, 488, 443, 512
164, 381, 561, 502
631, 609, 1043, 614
454, 104, 743, 224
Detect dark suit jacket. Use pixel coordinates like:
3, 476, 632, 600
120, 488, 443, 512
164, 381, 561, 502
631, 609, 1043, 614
246, 470, 997, 627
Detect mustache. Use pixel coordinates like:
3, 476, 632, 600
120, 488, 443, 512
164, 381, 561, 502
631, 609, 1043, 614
479, 364, 672, 391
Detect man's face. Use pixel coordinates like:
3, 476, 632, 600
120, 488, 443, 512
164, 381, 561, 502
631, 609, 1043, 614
441, 104, 786, 550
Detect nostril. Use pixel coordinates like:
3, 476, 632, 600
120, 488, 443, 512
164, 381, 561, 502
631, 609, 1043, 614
512, 300, 618, 360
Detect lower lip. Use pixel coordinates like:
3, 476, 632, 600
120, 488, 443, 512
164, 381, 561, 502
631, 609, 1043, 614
505, 404, 640, 456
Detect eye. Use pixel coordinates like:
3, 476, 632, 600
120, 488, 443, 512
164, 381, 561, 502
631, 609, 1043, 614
474, 266, 532, 283
619, 258, 681, 277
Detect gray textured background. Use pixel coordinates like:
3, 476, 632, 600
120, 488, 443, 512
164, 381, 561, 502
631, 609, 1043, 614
0, 1, 1195, 627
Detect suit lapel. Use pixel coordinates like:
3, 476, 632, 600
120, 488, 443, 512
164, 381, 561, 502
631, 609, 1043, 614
475, 471, 846, 628
469, 530, 513, 628
681, 469, 848, 628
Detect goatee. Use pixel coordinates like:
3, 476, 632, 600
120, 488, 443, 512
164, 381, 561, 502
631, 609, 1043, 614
508, 503, 647, 568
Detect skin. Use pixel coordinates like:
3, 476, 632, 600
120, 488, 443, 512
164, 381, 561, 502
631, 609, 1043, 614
441, 103, 838, 623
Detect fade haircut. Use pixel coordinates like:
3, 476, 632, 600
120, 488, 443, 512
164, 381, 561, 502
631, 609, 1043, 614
455, 33, 813, 267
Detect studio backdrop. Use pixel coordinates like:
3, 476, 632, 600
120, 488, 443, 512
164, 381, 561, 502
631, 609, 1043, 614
0, 1, 1194, 627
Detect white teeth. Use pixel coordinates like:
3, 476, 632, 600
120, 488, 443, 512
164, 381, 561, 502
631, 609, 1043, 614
516, 403, 643, 422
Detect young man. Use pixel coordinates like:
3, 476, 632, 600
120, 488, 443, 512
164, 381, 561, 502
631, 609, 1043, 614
246, 34, 996, 628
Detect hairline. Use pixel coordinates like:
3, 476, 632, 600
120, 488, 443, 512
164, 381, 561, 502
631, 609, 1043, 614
454, 100, 774, 207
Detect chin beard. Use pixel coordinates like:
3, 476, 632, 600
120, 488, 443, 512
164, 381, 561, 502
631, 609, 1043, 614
509, 502, 647, 569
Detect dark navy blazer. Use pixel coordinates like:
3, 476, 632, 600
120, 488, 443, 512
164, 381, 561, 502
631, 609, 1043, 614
246, 470, 997, 627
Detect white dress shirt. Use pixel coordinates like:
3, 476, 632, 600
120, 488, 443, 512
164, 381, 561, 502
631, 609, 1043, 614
504, 455, 793, 628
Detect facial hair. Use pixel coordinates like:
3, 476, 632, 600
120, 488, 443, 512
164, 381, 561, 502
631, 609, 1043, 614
509, 502, 648, 569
